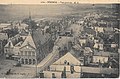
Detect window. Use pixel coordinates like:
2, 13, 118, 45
6, 50, 7, 53
52, 73, 56, 78
18, 52, 19, 55
25, 59, 28, 64
21, 58, 24, 64
25, 51, 27, 56
28, 51, 31, 56
29, 59, 32, 64
32, 52, 35, 56
67, 62, 69, 65
64, 60, 67, 65
21, 51, 23, 55
33, 59, 36, 64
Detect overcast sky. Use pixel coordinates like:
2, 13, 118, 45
0, 0, 119, 4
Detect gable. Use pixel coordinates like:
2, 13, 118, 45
53, 52, 81, 65
21, 33, 36, 48
5, 40, 14, 48
20, 44, 35, 51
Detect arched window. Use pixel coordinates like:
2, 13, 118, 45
21, 58, 24, 64
33, 59, 36, 64
25, 59, 28, 64
67, 62, 69, 65
29, 59, 32, 64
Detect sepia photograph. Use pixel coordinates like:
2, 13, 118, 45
0, 0, 119, 78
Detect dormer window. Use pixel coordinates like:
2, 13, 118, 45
64, 60, 67, 65
67, 62, 69, 65
26, 41, 29, 49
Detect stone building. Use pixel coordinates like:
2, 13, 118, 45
19, 28, 54, 65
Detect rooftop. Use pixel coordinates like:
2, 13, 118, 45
32, 28, 51, 47
0, 33, 8, 40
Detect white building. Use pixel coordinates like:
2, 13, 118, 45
93, 51, 110, 63
43, 52, 82, 78
0, 23, 11, 31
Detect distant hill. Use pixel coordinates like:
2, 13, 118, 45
0, 4, 112, 22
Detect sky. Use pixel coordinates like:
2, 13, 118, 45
0, 0, 119, 4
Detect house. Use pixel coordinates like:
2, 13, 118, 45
4, 39, 14, 58
95, 27, 104, 33
93, 43, 104, 50
104, 27, 114, 33
13, 41, 23, 60
69, 48, 84, 66
19, 28, 54, 65
111, 43, 118, 48
84, 47, 93, 56
0, 33, 8, 41
83, 47, 93, 65
43, 52, 82, 78
15, 22, 29, 31
4, 34, 23, 59
76, 20, 84, 25
78, 38, 87, 46
0, 33, 8, 55
93, 41, 104, 50
0, 23, 11, 31
93, 50, 110, 63
54, 36, 74, 50
4, 27, 54, 65
19, 33, 37, 65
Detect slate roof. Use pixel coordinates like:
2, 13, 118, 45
32, 28, 51, 47
16, 27, 51, 50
